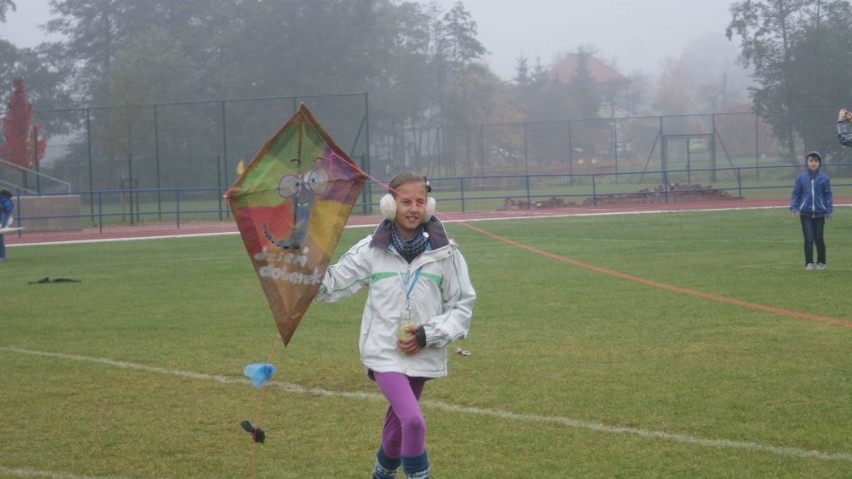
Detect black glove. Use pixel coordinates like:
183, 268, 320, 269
414, 325, 427, 348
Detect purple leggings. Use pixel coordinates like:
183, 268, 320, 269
373, 371, 428, 458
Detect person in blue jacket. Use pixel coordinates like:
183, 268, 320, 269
790, 151, 833, 270
0, 187, 14, 262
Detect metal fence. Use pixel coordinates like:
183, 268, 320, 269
6, 164, 851, 234
348, 109, 848, 182
5, 101, 851, 202
5, 93, 370, 195
404, 112, 790, 178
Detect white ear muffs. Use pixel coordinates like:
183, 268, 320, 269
379, 193, 397, 220
425, 196, 436, 222
380, 194, 436, 223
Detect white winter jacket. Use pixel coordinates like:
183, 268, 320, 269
315, 218, 476, 378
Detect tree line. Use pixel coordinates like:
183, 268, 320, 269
1, 0, 852, 190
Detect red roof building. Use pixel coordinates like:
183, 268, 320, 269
548, 53, 631, 117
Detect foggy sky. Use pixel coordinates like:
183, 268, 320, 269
434, 0, 737, 79
2, 0, 54, 47
3, 0, 738, 80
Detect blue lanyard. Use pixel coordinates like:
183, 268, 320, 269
401, 266, 424, 300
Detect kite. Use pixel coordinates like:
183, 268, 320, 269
225, 104, 367, 346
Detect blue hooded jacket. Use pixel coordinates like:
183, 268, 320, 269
790, 151, 833, 218
0, 192, 13, 229
0, 189, 13, 215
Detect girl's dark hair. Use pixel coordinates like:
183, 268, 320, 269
387, 172, 431, 196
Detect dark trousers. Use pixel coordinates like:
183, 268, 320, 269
800, 214, 826, 265
0, 210, 8, 259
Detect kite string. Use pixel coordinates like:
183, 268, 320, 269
249, 334, 283, 479
243, 156, 378, 478
341, 157, 467, 224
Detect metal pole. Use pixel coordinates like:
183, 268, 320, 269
686, 138, 692, 183
33, 125, 41, 193
612, 121, 619, 185
711, 114, 718, 183
154, 104, 162, 220
221, 100, 229, 187
220, 101, 229, 219
659, 115, 665, 175
127, 119, 134, 225
523, 123, 529, 176
363, 92, 371, 214
568, 121, 574, 186
86, 109, 94, 218
216, 155, 222, 220
754, 112, 760, 181
479, 123, 485, 177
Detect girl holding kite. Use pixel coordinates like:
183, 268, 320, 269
315, 171, 476, 479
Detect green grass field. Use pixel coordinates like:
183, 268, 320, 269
2, 208, 852, 478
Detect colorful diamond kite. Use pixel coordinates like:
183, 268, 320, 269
225, 104, 367, 345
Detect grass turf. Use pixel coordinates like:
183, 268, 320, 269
1, 208, 851, 478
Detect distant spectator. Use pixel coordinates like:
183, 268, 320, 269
790, 151, 833, 271
0, 187, 14, 262
836, 108, 852, 147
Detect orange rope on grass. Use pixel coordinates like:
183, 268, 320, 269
458, 220, 852, 329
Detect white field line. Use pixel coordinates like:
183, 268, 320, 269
3, 346, 852, 466
0, 466, 135, 479
6, 231, 241, 247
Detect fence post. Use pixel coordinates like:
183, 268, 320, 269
754, 113, 760, 181
736, 168, 743, 199
568, 120, 574, 187
86, 108, 95, 216
523, 123, 529, 176
220, 100, 229, 188
460, 177, 466, 213
154, 104, 163, 220
97, 191, 104, 233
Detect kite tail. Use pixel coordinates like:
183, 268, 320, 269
246, 335, 283, 478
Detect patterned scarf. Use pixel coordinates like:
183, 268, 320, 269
390, 223, 429, 263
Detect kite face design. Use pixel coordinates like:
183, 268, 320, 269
226, 105, 366, 345
263, 161, 330, 249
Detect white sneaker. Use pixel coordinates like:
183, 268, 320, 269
817, 263, 826, 270
805, 263, 814, 271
